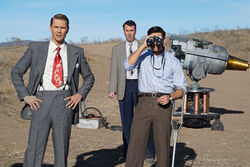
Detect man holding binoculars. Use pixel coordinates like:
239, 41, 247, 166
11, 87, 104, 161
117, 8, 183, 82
124, 26, 187, 167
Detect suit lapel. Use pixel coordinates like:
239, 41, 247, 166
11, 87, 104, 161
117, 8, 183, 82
67, 44, 78, 81
121, 40, 140, 59
31, 42, 49, 94
38, 42, 49, 75
121, 42, 127, 60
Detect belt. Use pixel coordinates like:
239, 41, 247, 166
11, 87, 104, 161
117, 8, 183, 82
126, 79, 138, 82
137, 93, 168, 97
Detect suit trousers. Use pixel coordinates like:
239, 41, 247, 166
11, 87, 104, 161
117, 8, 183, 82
23, 90, 73, 167
126, 96, 172, 167
119, 80, 155, 158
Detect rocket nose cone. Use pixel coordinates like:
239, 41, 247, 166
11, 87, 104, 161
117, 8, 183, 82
226, 55, 249, 71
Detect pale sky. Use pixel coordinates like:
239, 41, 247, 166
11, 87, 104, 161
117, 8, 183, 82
1, 0, 250, 43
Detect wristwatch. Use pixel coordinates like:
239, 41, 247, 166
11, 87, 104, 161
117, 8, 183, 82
169, 94, 172, 101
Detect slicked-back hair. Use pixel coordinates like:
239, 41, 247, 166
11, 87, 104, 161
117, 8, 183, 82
147, 26, 166, 38
123, 20, 136, 30
50, 14, 69, 28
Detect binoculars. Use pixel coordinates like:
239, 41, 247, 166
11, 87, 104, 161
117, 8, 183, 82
146, 36, 163, 47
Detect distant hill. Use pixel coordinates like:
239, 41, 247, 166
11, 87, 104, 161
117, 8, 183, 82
1, 28, 249, 61
0, 40, 32, 47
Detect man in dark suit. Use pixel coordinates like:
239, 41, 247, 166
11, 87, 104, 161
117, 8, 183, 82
11, 14, 94, 167
108, 20, 155, 162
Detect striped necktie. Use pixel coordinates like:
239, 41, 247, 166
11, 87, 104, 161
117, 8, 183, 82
129, 44, 134, 76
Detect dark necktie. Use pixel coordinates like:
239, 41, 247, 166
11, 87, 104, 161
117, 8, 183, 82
129, 44, 134, 76
52, 47, 63, 88
129, 43, 133, 55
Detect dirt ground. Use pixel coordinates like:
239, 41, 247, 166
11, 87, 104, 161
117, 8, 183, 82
0, 42, 250, 167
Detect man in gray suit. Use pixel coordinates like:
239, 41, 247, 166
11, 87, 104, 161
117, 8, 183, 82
11, 14, 94, 167
108, 20, 154, 162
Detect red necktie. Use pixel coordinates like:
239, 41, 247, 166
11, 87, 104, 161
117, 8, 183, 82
52, 47, 63, 88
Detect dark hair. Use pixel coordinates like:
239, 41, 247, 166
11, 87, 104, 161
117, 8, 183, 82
123, 20, 136, 30
50, 14, 69, 28
147, 26, 166, 38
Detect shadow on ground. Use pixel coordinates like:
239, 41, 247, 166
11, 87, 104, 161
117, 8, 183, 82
10, 164, 53, 167
10, 142, 196, 167
73, 145, 124, 167
176, 106, 244, 115
73, 142, 196, 167
170, 142, 197, 167
210, 107, 244, 115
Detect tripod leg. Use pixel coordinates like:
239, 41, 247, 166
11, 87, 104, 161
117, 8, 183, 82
171, 131, 178, 167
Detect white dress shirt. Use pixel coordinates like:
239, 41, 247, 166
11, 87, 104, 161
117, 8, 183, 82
38, 40, 68, 91
124, 49, 187, 93
126, 40, 138, 79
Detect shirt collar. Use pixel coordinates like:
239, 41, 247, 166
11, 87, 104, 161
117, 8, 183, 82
49, 40, 66, 52
126, 39, 137, 46
150, 48, 165, 58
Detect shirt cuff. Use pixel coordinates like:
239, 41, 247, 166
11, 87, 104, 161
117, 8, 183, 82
174, 86, 187, 94
124, 59, 135, 70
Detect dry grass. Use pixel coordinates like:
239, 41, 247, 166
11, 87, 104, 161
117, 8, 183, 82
1, 28, 250, 114
1, 28, 249, 115
0, 46, 27, 95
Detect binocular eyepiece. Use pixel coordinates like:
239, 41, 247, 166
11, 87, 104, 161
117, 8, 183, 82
146, 36, 163, 47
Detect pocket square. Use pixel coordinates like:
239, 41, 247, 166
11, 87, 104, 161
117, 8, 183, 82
75, 63, 79, 68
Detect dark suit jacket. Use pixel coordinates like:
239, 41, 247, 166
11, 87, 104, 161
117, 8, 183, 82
11, 41, 95, 124
109, 40, 141, 100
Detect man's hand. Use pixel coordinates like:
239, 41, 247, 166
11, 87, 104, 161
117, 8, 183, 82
64, 93, 83, 109
23, 96, 43, 111
128, 36, 150, 66
157, 95, 171, 105
157, 90, 184, 105
142, 35, 150, 48
108, 92, 116, 99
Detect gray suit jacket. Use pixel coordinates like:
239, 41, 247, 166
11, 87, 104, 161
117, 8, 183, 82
109, 40, 141, 100
11, 41, 95, 124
